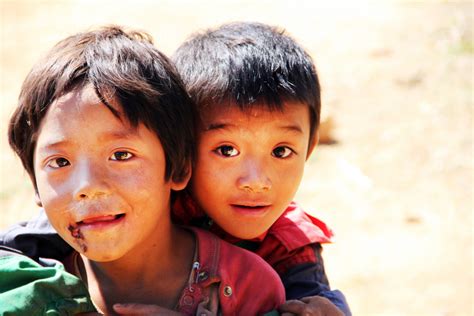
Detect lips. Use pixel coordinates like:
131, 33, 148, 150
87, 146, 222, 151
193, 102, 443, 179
231, 204, 269, 209
230, 199, 271, 208
230, 203, 272, 216
77, 213, 126, 228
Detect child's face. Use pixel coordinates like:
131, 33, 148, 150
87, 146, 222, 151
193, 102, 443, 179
33, 85, 187, 261
191, 102, 315, 239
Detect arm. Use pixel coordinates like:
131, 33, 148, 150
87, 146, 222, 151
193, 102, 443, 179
255, 203, 351, 315
0, 209, 72, 261
281, 244, 351, 316
0, 247, 96, 315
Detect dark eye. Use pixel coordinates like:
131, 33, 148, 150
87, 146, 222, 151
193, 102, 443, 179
272, 146, 293, 158
110, 151, 133, 161
47, 157, 70, 168
215, 145, 239, 157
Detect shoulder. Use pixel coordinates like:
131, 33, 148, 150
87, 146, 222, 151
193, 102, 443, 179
0, 209, 72, 261
193, 228, 285, 315
254, 202, 334, 275
267, 201, 334, 251
0, 247, 96, 314
194, 228, 283, 283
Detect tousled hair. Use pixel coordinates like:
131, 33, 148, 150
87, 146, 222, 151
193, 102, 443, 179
172, 22, 321, 144
8, 26, 195, 190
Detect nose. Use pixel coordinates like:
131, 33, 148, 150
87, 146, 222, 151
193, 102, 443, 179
73, 160, 110, 200
237, 159, 272, 193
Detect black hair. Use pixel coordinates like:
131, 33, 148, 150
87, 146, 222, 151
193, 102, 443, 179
8, 26, 195, 190
172, 22, 321, 144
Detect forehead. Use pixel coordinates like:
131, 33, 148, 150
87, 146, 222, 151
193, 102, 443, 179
199, 101, 310, 127
45, 85, 119, 119
42, 85, 126, 126
35, 85, 136, 145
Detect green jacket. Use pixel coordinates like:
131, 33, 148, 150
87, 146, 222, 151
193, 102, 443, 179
0, 247, 96, 315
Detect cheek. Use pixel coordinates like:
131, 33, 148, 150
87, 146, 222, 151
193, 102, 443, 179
33, 171, 79, 230
36, 180, 69, 216
193, 156, 216, 185
275, 161, 305, 191
191, 169, 221, 205
116, 171, 155, 200
44, 205, 76, 243
117, 166, 170, 206
35, 166, 77, 203
115, 164, 153, 185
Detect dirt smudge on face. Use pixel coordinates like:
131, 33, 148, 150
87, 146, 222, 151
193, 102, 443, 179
68, 224, 88, 252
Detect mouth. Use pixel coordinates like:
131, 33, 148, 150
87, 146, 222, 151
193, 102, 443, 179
77, 213, 126, 228
231, 204, 269, 209
230, 204, 272, 216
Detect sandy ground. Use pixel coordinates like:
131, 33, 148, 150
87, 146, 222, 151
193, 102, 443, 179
0, 1, 472, 315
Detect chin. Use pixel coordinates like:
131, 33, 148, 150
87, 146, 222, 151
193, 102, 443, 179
228, 225, 267, 240
70, 241, 127, 262
82, 249, 125, 262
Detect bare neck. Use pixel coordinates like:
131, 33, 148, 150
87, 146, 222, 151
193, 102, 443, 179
79, 225, 195, 314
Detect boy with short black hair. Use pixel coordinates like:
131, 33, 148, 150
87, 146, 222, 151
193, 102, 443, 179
1, 25, 285, 315
171, 22, 351, 315
1, 22, 351, 316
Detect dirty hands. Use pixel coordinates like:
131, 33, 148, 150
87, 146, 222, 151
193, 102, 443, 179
113, 301, 215, 315
75, 304, 181, 315
279, 296, 344, 316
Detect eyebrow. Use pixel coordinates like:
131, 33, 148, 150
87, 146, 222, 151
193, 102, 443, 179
38, 139, 70, 151
279, 124, 304, 134
98, 130, 140, 142
205, 122, 304, 134
205, 123, 234, 131
38, 130, 139, 151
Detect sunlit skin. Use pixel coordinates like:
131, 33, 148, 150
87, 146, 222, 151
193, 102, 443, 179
33, 85, 193, 313
191, 102, 317, 239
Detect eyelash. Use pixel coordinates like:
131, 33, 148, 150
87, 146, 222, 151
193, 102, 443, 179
214, 145, 239, 157
213, 145, 296, 159
272, 146, 295, 159
45, 151, 134, 169
110, 151, 134, 161
46, 157, 70, 169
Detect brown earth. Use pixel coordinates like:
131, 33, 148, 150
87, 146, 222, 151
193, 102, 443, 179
0, 1, 472, 315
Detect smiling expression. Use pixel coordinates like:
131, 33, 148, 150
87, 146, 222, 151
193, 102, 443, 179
33, 85, 187, 261
191, 102, 315, 239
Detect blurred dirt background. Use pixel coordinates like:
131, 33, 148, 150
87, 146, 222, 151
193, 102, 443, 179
0, 1, 472, 315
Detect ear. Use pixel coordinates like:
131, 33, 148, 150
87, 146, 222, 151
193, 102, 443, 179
306, 131, 319, 160
34, 191, 43, 207
170, 166, 192, 191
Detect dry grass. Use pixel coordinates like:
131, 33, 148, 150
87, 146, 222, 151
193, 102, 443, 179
0, 1, 472, 315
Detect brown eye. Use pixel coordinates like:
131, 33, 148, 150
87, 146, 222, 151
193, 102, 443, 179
215, 145, 239, 157
111, 151, 133, 161
272, 146, 293, 158
48, 157, 70, 168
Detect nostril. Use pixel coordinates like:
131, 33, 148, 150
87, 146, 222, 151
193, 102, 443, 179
79, 193, 86, 198
242, 185, 253, 193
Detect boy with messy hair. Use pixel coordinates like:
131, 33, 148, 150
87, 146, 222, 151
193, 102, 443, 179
0, 26, 285, 315
1, 22, 351, 315
169, 22, 351, 316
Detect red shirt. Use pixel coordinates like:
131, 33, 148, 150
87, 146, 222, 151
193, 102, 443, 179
173, 194, 334, 276
63, 227, 285, 315
178, 228, 285, 315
